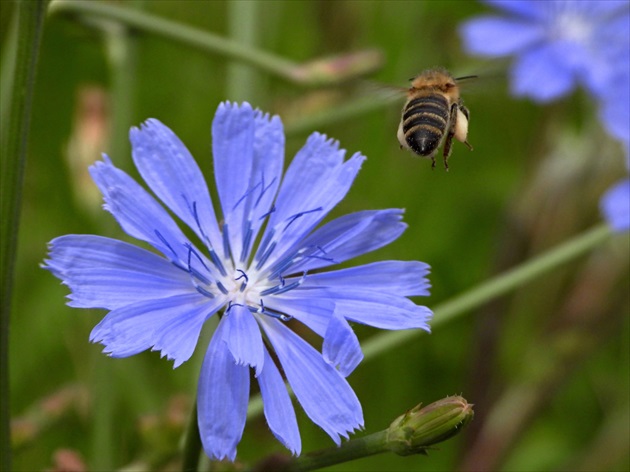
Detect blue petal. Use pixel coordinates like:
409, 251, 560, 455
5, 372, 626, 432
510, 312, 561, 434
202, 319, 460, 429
289, 209, 407, 273
299, 261, 431, 297
260, 317, 363, 444
601, 179, 630, 233
484, 0, 547, 20
43, 235, 191, 310
90, 293, 224, 367
258, 348, 301, 455
198, 316, 250, 461
221, 304, 265, 376
265, 293, 335, 337
258, 134, 365, 270
130, 119, 223, 254
323, 311, 363, 377
89, 157, 204, 269
511, 44, 577, 101
459, 16, 543, 56
212, 103, 285, 263
307, 287, 432, 331
212, 102, 254, 261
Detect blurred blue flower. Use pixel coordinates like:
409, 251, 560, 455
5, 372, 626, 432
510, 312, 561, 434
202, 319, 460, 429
459, 0, 630, 103
601, 179, 630, 232
44, 102, 432, 460
460, 1, 630, 232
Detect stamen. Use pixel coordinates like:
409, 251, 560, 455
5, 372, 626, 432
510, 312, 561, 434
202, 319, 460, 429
185, 244, 212, 285
232, 181, 262, 212
284, 207, 323, 230
208, 248, 228, 277
260, 280, 301, 296
235, 269, 248, 292
222, 223, 232, 262
226, 301, 244, 314
216, 281, 229, 295
240, 223, 253, 263
154, 230, 180, 261
255, 174, 278, 207
259, 205, 276, 220
250, 302, 292, 321
255, 239, 277, 270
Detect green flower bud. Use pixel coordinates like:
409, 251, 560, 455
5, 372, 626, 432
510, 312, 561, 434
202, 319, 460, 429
385, 396, 474, 456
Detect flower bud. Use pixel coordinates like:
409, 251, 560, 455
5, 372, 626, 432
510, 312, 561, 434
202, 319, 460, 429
386, 396, 474, 456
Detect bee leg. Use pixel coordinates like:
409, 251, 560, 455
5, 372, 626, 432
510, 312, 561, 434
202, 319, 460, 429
442, 103, 459, 170
459, 104, 473, 151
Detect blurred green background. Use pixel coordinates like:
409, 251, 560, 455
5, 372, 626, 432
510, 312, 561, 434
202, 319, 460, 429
4, 1, 629, 471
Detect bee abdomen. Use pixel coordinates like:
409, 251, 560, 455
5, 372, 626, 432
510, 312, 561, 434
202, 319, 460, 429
402, 94, 449, 156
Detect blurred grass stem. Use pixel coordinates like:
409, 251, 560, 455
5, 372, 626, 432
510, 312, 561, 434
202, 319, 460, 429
0, 2, 47, 470
48, 0, 382, 87
182, 401, 202, 472
247, 223, 613, 420
48, 0, 295, 84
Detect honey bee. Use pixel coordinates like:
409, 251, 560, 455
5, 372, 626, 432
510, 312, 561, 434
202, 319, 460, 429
397, 68, 475, 170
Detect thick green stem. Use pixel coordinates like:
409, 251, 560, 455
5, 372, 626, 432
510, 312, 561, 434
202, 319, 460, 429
284, 430, 388, 472
0, 2, 47, 470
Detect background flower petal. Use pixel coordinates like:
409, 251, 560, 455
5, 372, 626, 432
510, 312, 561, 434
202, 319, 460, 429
130, 119, 223, 253
601, 179, 630, 232
260, 317, 363, 445
198, 317, 250, 461
511, 44, 576, 101
484, 0, 547, 20
258, 348, 301, 455
460, 16, 543, 56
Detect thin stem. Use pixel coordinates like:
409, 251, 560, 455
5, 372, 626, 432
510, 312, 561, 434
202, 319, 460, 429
226, 0, 260, 103
0, 2, 47, 470
182, 401, 202, 472
361, 223, 612, 359
246, 223, 613, 420
48, 0, 297, 82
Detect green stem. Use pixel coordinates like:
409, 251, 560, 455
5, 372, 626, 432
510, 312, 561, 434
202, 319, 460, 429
361, 223, 612, 359
48, 0, 297, 82
182, 401, 202, 472
226, 0, 260, 103
0, 2, 47, 470
246, 223, 613, 420
283, 430, 389, 472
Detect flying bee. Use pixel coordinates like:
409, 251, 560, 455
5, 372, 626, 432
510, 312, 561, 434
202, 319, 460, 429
397, 68, 475, 170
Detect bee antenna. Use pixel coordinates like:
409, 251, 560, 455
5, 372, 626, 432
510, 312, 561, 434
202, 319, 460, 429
455, 75, 478, 82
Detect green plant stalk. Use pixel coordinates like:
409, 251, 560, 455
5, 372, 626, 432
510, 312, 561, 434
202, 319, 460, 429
246, 223, 613, 420
284, 430, 389, 472
0, 2, 47, 470
48, 0, 297, 82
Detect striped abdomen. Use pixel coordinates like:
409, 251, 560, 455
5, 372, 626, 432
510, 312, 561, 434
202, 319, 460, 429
401, 94, 450, 157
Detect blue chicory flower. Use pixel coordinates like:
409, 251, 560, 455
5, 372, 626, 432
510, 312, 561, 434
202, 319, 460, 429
601, 178, 630, 232
459, 0, 629, 103
44, 102, 433, 460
